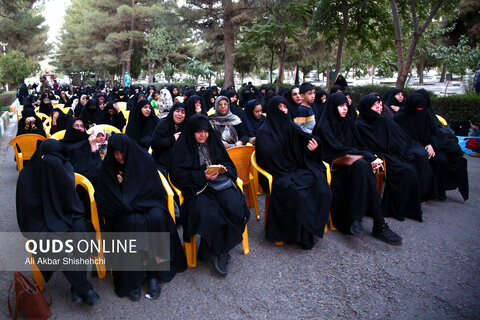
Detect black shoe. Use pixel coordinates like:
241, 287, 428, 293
372, 224, 402, 245
146, 277, 161, 300
212, 254, 228, 276
82, 290, 100, 306
71, 288, 83, 304
127, 288, 142, 302
350, 220, 364, 235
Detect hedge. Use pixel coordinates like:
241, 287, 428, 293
0, 91, 17, 108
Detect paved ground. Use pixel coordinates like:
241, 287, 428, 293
0, 120, 479, 320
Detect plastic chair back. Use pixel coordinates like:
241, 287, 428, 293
227, 146, 255, 184
9, 134, 47, 172
117, 102, 127, 111
436, 114, 447, 126
49, 129, 66, 140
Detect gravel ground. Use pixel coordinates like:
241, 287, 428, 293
0, 121, 478, 320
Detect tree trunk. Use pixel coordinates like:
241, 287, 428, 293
269, 49, 274, 84
222, 0, 235, 89
390, 0, 404, 79
121, 62, 126, 86
148, 61, 154, 84
294, 64, 299, 86
125, 0, 135, 77
330, 7, 349, 90
439, 64, 447, 82
94, 70, 98, 81
418, 55, 425, 84
276, 36, 286, 93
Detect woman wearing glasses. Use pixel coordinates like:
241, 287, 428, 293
209, 96, 249, 149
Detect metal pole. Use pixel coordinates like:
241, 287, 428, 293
0, 42, 8, 91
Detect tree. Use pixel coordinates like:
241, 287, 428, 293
0, 50, 39, 89
389, 0, 457, 89
144, 27, 176, 84
311, 0, 389, 89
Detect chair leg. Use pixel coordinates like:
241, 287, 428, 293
376, 172, 384, 197
30, 252, 44, 291
184, 235, 197, 267
242, 225, 249, 255
253, 170, 262, 195
246, 182, 260, 221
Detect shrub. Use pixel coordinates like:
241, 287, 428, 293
0, 91, 17, 107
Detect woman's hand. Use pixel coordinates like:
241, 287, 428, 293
218, 165, 227, 175
371, 158, 384, 173
391, 105, 400, 112
117, 171, 123, 184
249, 137, 256, 145
205, 169, 219, 181
425, 144, 435, 159
307, 138, 318, 151
222, 141, 230, 149
174, 132, 181, 140
234, 141, 243, 147
88, 134, 98, 152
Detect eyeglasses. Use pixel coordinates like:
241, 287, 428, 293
73, 124, 84, 129
218, 102, 229, 106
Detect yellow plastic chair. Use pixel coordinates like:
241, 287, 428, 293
122, 110, 130, 120
61, 107, 71, 114
55, 104, 65, 109
30, 173, 107, 290
35, 112, 49, 123
87, 124, 121, 135
16, 105, 24, 122
158, 171, 176, 223
207, 109, 215, 116
49, 129, 66, 140
168, 174, 249, 267
436, 114, 447, 126
9, 134, 47, 172
227, 146, 259, 220
117, 102, 127, 111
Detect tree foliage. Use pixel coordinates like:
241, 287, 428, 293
0, 50, 39, 88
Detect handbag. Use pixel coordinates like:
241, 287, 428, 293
208, 174, 234, 191
332, 154, 364, 166
8, 271, 52, 320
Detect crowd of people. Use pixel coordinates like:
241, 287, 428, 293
15, 77, 469, 307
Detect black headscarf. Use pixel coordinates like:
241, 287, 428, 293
356, 94, 415, 160
393, 92, 438, 147
151, 102, 186, 166
39, 93, 53, 116
50, 107, 71, 133
125, 99, 159, 149
383, 89, 405, 115
329, 85, 343, 95
101, 102, 126, 130
16, 107, 46, 137
283, 86, 300, 119
185, 95, 207, 119
314, 93, 374, 163
61, 117, 102, 184
240, 99, 265, 137
95, 134, 167, 218
169, 114, 237, 198
16, 139, 84, 234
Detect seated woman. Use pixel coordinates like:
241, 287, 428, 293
240, 99, 265, 145
80, 98, 104, 129
125, 100, 159, 149
100, 102, 126, 131
61, 117, 102, 185
313, 89, 327, 121
169, 114, 250, 276
185, 94, 208, 118
382, 89, 405, 118
255, 96, 332, 249
16, 106, 46, 137
356, 94, 430, 221
394, 93, 468, 201
49, 107, 71, 135
95, 134, 186, 301
16, 139, 99, 306
151, 102, 186, 175
90, 126, 108, 160
284, 86, 302, 120
39, 93, 54, 116
315, 93, 402, 244
226, 91, 243, 117
209, 96, 249, 149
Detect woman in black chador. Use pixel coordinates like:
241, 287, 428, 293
16, 106, 46, 137
255, 96, 332, 249
95, 134, 187, 301
382, 89, 405, 118
394, 92, 468, 201
61, 117, 102, 186
16, 139, 99, 306
169, 114, 250, 276
314, 93, 402, 245
356, 94, 429, 221
125, 99, 159, 149
151, 102, 186, 175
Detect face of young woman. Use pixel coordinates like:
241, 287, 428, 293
173, 109, 186, 124
346, 95, 352, 105
230, 95, 238, 103
141, 104, 151, 117
96, 132, 105, 143
194, 129, 209, 144
337, 103, 348, 118
172, 88, 178, 96
253, 105, 263, 119
321, 95, 327, 103
113, 151, 124, 164
195, 100, 203, 113
394, 92, 404, 102
81, 96, 88, 105
371, 100, 383, 114
291, 88, 302, 105
217, 99, 229, 116
72, 119, 85, 132
278, 102, 288, 115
